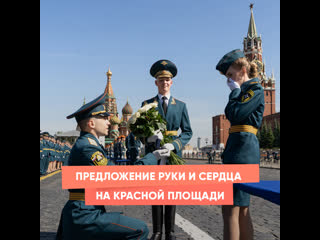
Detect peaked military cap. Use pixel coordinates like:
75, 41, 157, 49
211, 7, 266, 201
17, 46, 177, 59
66, 92, 110, 123
216, 49, 245, 75
150, 59, 177, 79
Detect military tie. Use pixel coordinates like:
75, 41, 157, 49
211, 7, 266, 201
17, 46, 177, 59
162, 96, 168, 115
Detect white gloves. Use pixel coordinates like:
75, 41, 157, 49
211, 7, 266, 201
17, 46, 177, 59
153, 149, 170, 165
162, 143, 175, 151
227, 78, 240, 91
147, 130, 164, 143
149, 135, 174, 165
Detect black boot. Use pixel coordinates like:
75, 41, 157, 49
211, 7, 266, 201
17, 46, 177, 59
164, 205, 176, 240
150, 205, 163, 240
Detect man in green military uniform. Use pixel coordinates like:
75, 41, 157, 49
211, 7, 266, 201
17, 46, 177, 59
46, 135, 54, 173
40, 133, 46, 175
41, 132, 50, 173
142, 59, 193, 240
60, 140, 66, 167
113, 137, 119, 160
50, 136, 57, 172
125, 135, 130, 162
56, 92, 170, 240
120, 135, 126, 160
127, 131, 141, 165
56, 138, 62, 170
63, 141, 71, 166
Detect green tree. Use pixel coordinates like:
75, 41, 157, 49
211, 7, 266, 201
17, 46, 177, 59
256, 128, 261, 143
259, 123, 267, 148
265, 124, 274, 148
273, 120, 280, 148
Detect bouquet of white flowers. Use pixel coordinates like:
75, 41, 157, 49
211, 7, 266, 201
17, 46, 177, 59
127, 103, 185, 165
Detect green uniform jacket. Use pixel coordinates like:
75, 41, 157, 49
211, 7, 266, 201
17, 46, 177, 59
40, 140, 45, 175
57, 131, 158, 240
222, 78, 265, 164
47, 141, 54, 162
141, 95, 193, 158
63, 145, 71, 166
127, 132, 141, 162
42, 140, 50, 172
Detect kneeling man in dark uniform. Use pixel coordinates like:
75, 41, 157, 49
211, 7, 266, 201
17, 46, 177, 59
56, 92, 170, 240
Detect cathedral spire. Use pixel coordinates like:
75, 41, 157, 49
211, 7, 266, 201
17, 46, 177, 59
104, 66, 118, 118
107, 67, 112, 78
247, 3, 258, 39
104, 67, 114, 97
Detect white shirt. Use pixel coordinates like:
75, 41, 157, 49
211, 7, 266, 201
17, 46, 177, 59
158, 93, 170, 106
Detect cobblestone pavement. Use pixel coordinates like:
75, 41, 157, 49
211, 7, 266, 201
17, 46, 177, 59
40, 160, 280, 239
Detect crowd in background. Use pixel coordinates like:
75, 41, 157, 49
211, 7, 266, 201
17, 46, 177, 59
40, 131, 142, 175
105, 132, 142, 165
40, 132, 72, 176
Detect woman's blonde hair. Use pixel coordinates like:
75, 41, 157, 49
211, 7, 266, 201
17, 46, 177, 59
231, 57, 258, 78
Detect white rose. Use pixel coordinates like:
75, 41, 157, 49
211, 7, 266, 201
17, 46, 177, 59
144, 104, 152, 112
150, 102, 158, 108
138, 102, 157, 114
135, 112, 140, 118
138, 105, 147, 113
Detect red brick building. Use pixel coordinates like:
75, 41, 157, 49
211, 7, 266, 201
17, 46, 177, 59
212, 114, 230, 149
212, 5, 279, 149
